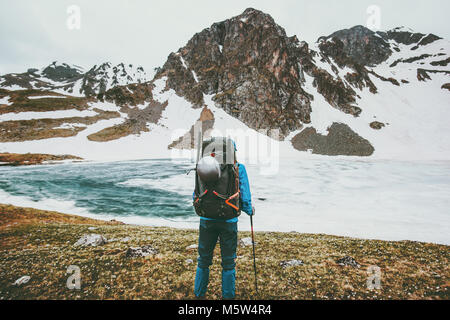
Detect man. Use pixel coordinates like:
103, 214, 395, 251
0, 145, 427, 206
193, 138, 253, 300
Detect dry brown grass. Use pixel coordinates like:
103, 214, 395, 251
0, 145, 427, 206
0, 204, 448, 300
0, 153, 82, 166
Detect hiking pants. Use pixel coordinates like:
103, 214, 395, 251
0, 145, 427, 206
194, 219, 238, 299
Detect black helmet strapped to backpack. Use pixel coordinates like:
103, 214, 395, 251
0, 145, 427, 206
193, 137, 241, 219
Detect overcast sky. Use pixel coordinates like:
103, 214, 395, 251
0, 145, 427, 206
1, 0, 449, 75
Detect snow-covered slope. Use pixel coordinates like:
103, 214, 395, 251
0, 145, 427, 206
300, 36, 450, 160
0, 77, 278, 163
0, 61, 151, 97
0, 9, 449, 161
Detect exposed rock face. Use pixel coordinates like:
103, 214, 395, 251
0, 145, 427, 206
321, 26, 443, 66
156, 8, 313, 138
41, 62, 84, 82
320, 25, 392, 66
385, 27, 441, 49
291, 123, 375, 156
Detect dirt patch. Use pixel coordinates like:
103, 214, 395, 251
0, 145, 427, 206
0, 89, 91, 114
0, 204, 123, 231
87, 122, 137, 142
0, 153, 82, 166
0, 110, 120, 142
87, 100, 168, 142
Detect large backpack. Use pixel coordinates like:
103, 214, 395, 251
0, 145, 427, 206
193, 137, 241, 219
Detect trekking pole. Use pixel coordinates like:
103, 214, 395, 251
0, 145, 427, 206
250, 208, 258, 295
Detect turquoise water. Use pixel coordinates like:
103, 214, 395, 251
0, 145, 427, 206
0, 158, 449, 244
0, 159, 197, 222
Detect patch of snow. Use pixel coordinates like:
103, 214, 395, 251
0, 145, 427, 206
28, 95, 67, 100
88, 101, 121, 112
0, 110, 98, 122
390, 26, 415, 33
192, 70, 199, 83
0, 84, 25, 91
0, 96, 13, 106
53, 123, 88, 130
179, 55, 188, 69
131, 102, 149, 110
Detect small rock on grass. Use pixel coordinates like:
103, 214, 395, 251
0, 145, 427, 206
74, 234, 107, 247
186, 244, 198, 251
185, 259, 194, 264
126, 246, 158, 258
13, 276, 30, 286
337, 256, 361, 268
239, 237, 254, 247
280, 260, 304, 268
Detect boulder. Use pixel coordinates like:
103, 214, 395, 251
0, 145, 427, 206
13, 276, 31, 286
337, 256, 361, 268
74, 234, 107, 247
186, 244, 198, 251
125, 246, 159, 258
239, 237, 254, 247
280, 260, 304, 268
292, 123, 375, 156
370, 121, 385, 130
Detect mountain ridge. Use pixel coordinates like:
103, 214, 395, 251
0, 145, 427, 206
0, 8, 449, 159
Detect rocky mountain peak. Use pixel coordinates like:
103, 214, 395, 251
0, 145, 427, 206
156, 8, 312, 137
384, 27, 442, 48
319, 25, 391, 66
41, 61, 84, 82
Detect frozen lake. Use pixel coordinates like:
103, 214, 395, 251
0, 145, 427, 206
0, 158, 449, 245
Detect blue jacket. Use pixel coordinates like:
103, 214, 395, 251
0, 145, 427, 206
193, 163, 253, 222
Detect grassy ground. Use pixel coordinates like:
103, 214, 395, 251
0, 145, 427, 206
0, 204, 448, 300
